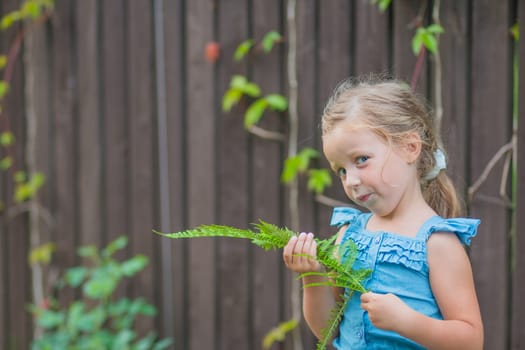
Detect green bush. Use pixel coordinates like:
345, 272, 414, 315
29, 236, 172, 350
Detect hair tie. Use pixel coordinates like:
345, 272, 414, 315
424, 149, 446, 181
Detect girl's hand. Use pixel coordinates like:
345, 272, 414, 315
360, 292, 415, 332
283, 232, 323, 274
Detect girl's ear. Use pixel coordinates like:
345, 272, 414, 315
401, 132, 422, 163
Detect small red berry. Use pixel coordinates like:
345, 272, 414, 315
205, 41, 220, 63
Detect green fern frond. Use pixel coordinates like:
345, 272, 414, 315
155, 219, 371, 350
154, 224, 257, 241
316, 293, 353, 350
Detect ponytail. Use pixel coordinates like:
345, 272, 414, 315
423, 172, 463, 218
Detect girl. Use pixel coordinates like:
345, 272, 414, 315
283, 77, 483, 349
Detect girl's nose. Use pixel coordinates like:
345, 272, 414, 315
344, 170, 361, 187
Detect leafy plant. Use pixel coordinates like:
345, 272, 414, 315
0, 0, 52, 213
154, 221, 370, 350
223, 31, 333, 197
411, 24, 445, 56
29, 236, 173, 350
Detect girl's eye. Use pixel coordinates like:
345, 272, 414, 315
337, 168, 347, 177
355, 156, 369, 165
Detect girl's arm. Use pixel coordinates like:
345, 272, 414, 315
283, 228, 346, 338
361, 232, 483, 350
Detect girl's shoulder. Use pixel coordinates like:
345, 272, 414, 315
418, 216, 480, 246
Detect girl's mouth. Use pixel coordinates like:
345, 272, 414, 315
356, 193, 371, 202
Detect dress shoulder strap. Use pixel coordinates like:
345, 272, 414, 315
416, 216, 480, 246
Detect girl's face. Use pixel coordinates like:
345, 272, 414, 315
322, 119, 420, 218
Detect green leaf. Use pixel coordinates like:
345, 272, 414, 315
83, 276, 117, 299
78, 245, 98, 258
233, 39, 254, 61
107, 298, 131, 317
66, 301, 85, 335
0, 56, 6, 70
0, 81, 8, 99
297, 148, 319, 171
64, 266, 88, 287
281, 156, 301, 183
0, 156, 12, 170
112, 329, 135, 349
21, 2, 41, 18
412, 29, 424, 55
152, 338, 174, 350
230, 75, 261, 97
0, 12, 20, 30
222, 88, 243, 112
77, 306, 107, 332
378, 0, 392, 11
134, 334, 156, 350
307, 168, 332, 194
371, 0, 391, 12
36, 309, 65, 329
230, 75, 248, 89
0, 131, 14, 146
510, 23, 519, 41
261, 31, 282, 53
265, 94, 288, 111
29, 242, 56, 266
120, 255, 148, 277
427, 24, 444, 34
102, 235, 128, 258
129, 298, 157, 316
243, 82, 261, 97
244, 99, 268, 128
421, 32, 438, 54
14, 171, 26, 183
14, 172, 46, 202
262, 318, 298, 349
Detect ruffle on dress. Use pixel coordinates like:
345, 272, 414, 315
330, 207, 362, 228
330, 207, 480, 273
422, 217, 480, 246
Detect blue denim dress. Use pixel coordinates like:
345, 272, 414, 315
330, 207, 480, 350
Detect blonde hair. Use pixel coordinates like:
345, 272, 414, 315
322, 76, 462, 218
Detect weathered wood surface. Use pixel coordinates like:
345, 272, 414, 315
0, 1, 522, 349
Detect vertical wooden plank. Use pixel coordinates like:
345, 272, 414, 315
76, 0, 101, 248
127, 0, 157, 332
162, 0, 186, 347
251, 0, 286, 348
354, 1, 389, 75
512, 1, 525, 348
24, 2, 54, 338
317, 1, 352, 105
296, 1, 325, 348
217, 1, 250, 349
297, 0, 318, 230
101, 0, 128, 245
51, 0, 78, 304
4, 0, 31, 347
392, 0, 428, 93
186, 0, 216, 349
316, 0, 353, 231
100, 0, 132, 314
0, 0, 9, 345
0, 190, 5, 349
439, 1, 469, 197
469, 2, 512, 349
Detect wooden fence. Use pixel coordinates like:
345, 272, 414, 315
0, 0, 524, 349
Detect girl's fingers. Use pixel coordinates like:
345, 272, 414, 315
283, 235, 298, 265
294, 232, 307, 264
302, 233, 316, 260
283, 232, 319, 271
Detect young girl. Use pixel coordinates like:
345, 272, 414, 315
283, 77, 483, 349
